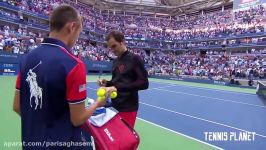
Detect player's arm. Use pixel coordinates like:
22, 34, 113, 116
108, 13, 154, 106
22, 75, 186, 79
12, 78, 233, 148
98, 62, 116, 87
67, 62, 106, 127
69, 99, 105, 127
113, 56, 149, 91
13, 91, 20, 116
98, 77, 115, 87
13, 73, 21, 116
105, 79, 114, 87
97, 79, 112, 87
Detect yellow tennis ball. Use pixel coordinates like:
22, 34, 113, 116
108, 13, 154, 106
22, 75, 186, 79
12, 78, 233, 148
97, 88, 106, 97
110, 92, 117, 99
98, 96, 106, 101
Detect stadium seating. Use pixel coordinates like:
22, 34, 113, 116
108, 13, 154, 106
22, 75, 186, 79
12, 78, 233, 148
0, 0, 265, 80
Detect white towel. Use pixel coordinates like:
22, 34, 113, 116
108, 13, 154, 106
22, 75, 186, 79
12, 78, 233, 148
89, 108, 117, 127
86, 98, 118, 127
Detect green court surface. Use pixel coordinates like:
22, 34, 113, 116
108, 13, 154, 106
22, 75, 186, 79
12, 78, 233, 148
0, 76, 21, 150
135, 119, 216, 150
1, 76, 254, 149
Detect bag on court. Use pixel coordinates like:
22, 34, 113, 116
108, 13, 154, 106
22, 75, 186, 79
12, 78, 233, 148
82, 106, 140, 150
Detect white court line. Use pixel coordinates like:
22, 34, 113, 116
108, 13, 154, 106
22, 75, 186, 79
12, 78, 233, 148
149, 88, 266, 109
150, 80, 256, 96
150, 85, 177, 89
140, 102, 266, 138
86, 86, 266, 144
137, 117, 224, 150
86, 84, 176, 90
87, 87, 97, 91
87, 80, 255, 96
86, 86, 223, 149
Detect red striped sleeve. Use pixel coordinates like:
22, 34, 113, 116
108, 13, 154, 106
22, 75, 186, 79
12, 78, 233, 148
66, 62, 87, 104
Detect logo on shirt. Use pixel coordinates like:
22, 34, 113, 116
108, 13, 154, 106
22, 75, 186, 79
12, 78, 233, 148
26, 61, 43, 110
79, 84, 86, 92
118, 64, 125, 73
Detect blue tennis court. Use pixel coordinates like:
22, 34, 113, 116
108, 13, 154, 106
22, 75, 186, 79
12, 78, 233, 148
87, 80, 266, 150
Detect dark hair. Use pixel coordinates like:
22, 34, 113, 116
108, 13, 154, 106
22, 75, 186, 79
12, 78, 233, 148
49, 4, 80, 31
106, 30, 125, 42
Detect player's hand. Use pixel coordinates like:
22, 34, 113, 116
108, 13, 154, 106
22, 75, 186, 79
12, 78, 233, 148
97, 79, 107, 87
105, 86, 117, 96
95, 97, 107, 107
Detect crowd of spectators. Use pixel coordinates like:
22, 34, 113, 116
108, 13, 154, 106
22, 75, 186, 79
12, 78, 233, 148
1, 0, 265, 42
72, 40, 112, 62
1, 0, 61, 16
0, 25, 44, 54
0, 24, 111, 61
1, 23, 264, 80
145, 49, 266, 80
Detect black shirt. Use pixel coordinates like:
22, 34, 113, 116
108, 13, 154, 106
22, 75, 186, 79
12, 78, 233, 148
106, 50, 149, 112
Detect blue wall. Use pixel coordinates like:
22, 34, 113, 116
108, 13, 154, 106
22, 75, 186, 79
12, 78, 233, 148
0, 52, 112, 75
0, 52, 22, 75
150, 75, 256, 89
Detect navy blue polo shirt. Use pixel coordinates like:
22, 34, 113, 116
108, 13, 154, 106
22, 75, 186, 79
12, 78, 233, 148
16, 38, 88, 149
